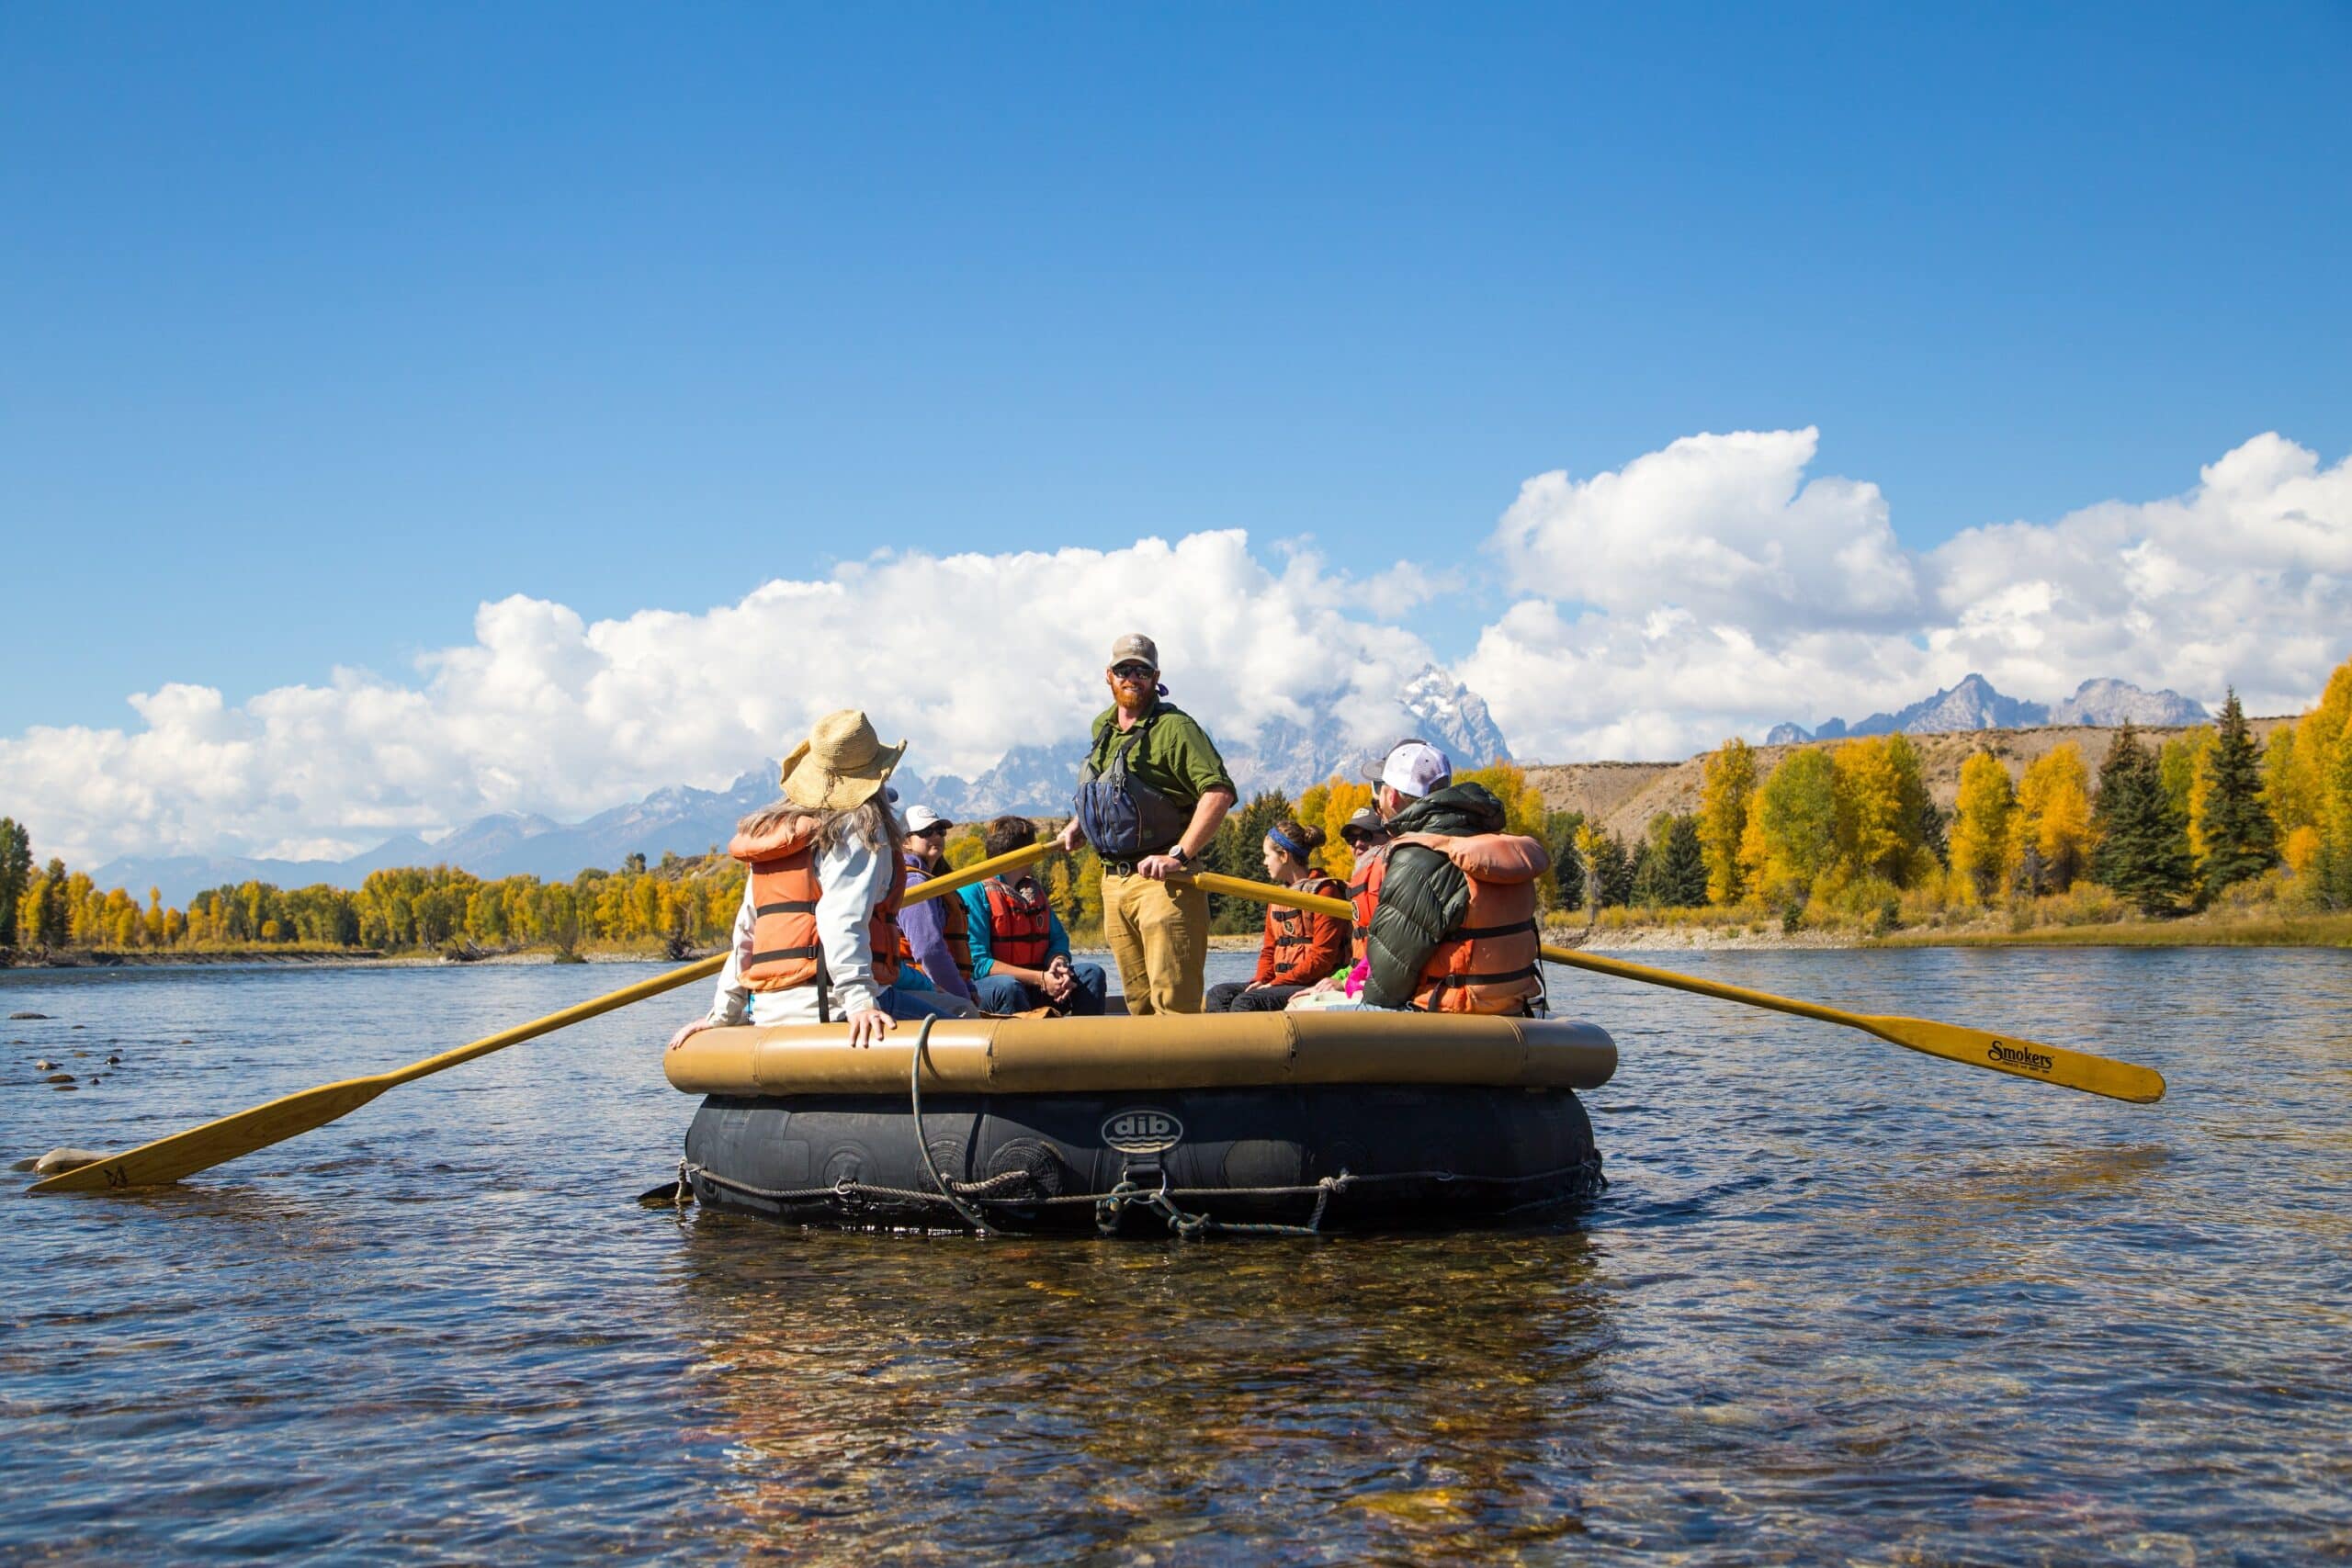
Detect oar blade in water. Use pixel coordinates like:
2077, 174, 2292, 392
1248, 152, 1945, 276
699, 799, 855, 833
1860, 1013, 2166, 1104
27, 1076, 393, 1193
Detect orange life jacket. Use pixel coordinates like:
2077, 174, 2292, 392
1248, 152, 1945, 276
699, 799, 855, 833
981, 874, 1054, 969
1347, 845, 1390, 964
898, 852, 973, 981
1388, 830, 1548, 1015
1263, 873, 1347, 986
729, 814, 902, 1005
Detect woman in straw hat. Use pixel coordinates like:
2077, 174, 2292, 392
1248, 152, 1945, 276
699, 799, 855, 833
669, 709, 976, 1051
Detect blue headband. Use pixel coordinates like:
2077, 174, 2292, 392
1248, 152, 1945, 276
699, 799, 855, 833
1267, 828, 1307, 858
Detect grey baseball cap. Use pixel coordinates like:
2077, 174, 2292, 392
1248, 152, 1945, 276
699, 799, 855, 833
1108, 633, 1159, 668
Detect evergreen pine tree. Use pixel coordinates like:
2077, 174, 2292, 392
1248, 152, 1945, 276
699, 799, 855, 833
1547, 811, 1586, 912
1662, 815, 1710, 907
2198, 688, 2278, 894
0, 818, 29, 947
2093, 726, 2193, 916
1626, 840, 1658, 907
1594, 832, 1636, 908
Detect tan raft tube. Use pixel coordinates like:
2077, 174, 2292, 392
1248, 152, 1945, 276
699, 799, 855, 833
665, 1010, 1618, 1097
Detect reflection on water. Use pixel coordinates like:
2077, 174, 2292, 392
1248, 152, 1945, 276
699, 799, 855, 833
672, 1222, 1612, 1560
4, 948, 2350, 1560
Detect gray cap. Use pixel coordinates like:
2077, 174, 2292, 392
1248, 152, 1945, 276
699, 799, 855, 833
1108, 633, 1159, 669
1341, 806, 1384, 836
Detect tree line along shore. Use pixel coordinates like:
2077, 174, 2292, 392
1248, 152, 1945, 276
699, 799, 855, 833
5, 655, 2349, 966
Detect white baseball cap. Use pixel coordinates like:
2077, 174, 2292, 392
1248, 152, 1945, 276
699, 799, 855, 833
904, 806, 954, 833
1365, 739, 1453, 799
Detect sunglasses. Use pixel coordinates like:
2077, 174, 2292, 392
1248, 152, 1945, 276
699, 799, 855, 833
1111, 663, 1158, 680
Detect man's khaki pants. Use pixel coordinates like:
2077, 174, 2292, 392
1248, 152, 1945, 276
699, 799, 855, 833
1101, 871, 1209, 1015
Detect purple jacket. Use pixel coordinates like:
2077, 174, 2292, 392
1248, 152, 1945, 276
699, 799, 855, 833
899, 853, 973, 1000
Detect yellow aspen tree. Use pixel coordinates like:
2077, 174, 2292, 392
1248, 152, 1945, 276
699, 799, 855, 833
1830, 736, 1926, 887
2011, 743, 2097, 893
1947, 751, 2013, 904
1698, 737, 1758, 906
1751, 748, 1840, 905
2325, 709, 2352, 907
1572, 822, 1606, 919
2280, 659, 2352, 841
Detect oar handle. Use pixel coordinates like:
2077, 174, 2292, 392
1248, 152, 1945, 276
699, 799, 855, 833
1184, 869, 1351, 919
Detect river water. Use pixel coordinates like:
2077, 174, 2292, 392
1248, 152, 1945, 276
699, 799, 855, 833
4, 948, 2348, 1562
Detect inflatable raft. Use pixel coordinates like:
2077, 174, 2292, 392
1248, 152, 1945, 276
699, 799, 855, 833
663, 1010, 1615, 1235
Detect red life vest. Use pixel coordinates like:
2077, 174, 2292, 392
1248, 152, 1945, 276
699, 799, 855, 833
1346, 845, 1390, 964
729, 814, 902, 1001
898, 852, 973, 981
981, 874, 1054, 968
1262, 873, 1347, 987
1387, 830, 1548, 1015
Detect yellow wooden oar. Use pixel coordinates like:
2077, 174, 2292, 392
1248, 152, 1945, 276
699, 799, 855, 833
1186, 869, 2165, 1105
29, 841, 1055, 1194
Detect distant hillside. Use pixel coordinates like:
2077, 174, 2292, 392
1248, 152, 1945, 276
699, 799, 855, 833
1526, 716, 2292, 845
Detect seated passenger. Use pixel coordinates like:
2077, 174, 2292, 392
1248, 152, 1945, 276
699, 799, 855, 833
667, 710, 978, 1053
1205, 818, 1349, 1012
957, 815, 1109, 1016
896, 806, 975, 1002
1339, 805, 1390, 967
1360, 740, 1551, 1016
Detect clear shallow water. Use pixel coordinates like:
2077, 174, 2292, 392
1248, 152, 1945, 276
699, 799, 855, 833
5, 948, 2349, 1563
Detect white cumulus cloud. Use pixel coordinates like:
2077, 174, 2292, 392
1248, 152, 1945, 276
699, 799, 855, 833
0, 533, 1446, 867
1465, 429, 2352, 760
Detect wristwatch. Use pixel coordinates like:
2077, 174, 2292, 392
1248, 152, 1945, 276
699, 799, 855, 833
1169, 845, 1193, 868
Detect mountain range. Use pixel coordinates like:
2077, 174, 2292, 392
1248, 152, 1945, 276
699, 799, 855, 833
96, 665, 1513, 904
1763, 675, 2207, 745
95, 668, 2212, 904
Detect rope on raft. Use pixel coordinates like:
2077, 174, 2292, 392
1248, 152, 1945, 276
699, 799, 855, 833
674, 1154, 1608, 1238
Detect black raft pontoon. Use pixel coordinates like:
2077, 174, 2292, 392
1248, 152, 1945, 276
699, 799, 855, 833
663, 1010, 1614, 1236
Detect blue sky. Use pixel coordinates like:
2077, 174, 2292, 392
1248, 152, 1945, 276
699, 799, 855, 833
5, 4, 2352, 866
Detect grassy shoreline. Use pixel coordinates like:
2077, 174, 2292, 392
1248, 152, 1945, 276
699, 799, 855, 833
1869, 908, 2352, 949
8, 908, 2348, 971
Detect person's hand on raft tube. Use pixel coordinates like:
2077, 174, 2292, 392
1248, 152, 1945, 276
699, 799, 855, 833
845, 1008, 894, 1048
667, 1018, 711, 1053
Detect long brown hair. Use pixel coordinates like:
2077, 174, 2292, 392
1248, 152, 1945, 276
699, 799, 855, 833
736, 795, 903, 861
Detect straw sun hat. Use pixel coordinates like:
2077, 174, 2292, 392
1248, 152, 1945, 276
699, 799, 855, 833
778, 709, 908, 813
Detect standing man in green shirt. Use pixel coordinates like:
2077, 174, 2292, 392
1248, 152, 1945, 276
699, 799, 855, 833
1059, 633, 1237, 1013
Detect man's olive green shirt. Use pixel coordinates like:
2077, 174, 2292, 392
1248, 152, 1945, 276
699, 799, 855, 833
1085, 700, 1235, 812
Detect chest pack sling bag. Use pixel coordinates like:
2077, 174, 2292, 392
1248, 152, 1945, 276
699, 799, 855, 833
1072, 711, 1194, 860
